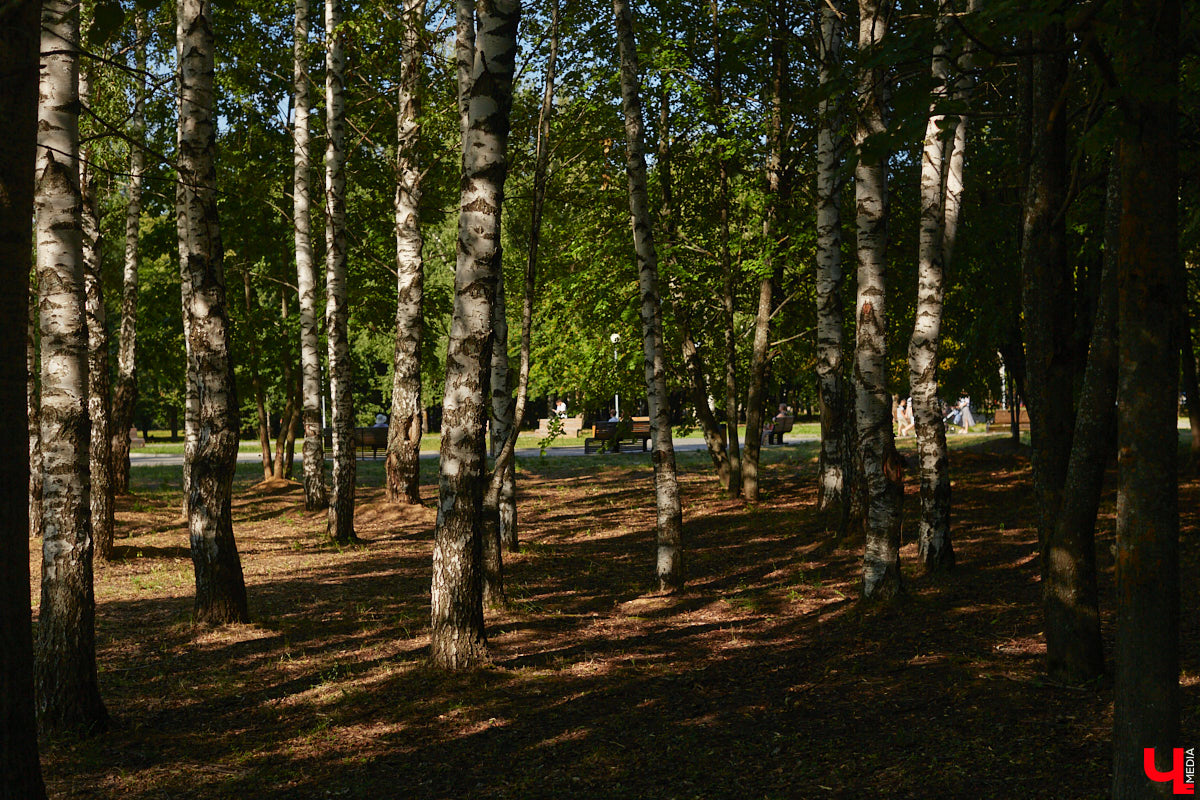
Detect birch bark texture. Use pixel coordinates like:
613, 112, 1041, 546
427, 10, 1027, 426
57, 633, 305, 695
35, 0, 108, 734
28, 291, 42, 540
907, 0, 955, 573
0, 1, 50, 790
488, 0, 558, 555
178, 0, 249, 625
79, 66, 114, 562
430, 0, 520, 670
854, 0, 902, 600
293, 0, 327, 511
1111, 0, 1181, 792
386, 0, 426, 506
111, 19, 146, 496
325, 0, 357, 544
815, 0, 850, 521
614, 0, 685, 592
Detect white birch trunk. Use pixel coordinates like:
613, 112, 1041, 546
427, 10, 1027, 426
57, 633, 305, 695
110, 18, 145, 496
34, 0, 108, 733
325, 0, 356, 544
431, 0, 520, 669
293, 0, 327, 511
854, 0, 902, 600
614, 0, 684, 592
386, 0, 426, 506
178, 0, 249, 624
27, 291, 42, 539
908, 1, 953, 573
79, 67, 114, 562
815, 0, 851, 521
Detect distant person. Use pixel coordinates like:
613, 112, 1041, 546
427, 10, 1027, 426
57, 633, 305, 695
766, 403, 791, 445
554, 399, 567, 418
897, 398, 915, 437
373, 413, 388, 428
608, 409, 619, 422
957, 397, 974, 432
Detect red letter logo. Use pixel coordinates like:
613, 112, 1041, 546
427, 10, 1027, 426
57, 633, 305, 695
1144, 748, 1195, 795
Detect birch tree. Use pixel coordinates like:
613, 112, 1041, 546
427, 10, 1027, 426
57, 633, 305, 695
906, 0, 971, 573
0, 1, 50, 789
294, 0, 327, 511
325, 0, 357, 544
614, 0, 684, 592
430, 0, 520, 669
854, 0, 902, 600
386, 0, 427, 505
35, 0, 108, 733
178, 0, 249, 624
28, 293, 42, 540
815, 0, 852, 526
110, 18, 146, 497
79, 65, 114, 561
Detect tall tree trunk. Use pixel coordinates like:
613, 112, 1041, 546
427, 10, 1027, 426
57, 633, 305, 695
854, 0, 902, 600
176, 10, 198, 522
273, 295, 299, 481
430, 0, 519, 670
741, 0, 786, 502
294, 0, 327, 511
614, 0, 685, 592
34, 0, 108, 734
711, 0, 741, 497
482, 273, 511, 608
489, 0, 558, 556
178, 0, 249, 625
386, 0, 426, 506
79, 67, 114, 562
1020, 18, 1080, 681
325, 0, 356, 544
660, 87, 731, 490
908, 0, 954, 573
0, 2, 50, 791
1111, 0, 1180, 793
1045, 160, 1120, 684
28, 290, 42, 539
242, 268, 273, 481
815, 0, 851, 525
110, 17, 145, 497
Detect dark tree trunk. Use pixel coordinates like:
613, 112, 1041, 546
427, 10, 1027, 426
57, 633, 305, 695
27, 290, 42, 539
1111, 0, 1181, 793
0, 2, 50, 792
1043, 161, 1120, 683
1020, 18, 1088, 684
741, 0, 786, 503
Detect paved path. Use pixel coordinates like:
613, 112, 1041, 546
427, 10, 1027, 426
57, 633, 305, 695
128, 435, 821, 468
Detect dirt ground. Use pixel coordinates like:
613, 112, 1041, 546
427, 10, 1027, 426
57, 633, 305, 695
32, 440, 1200, 799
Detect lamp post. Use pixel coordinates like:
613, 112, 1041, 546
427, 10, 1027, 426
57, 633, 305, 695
610, 332, 621, 419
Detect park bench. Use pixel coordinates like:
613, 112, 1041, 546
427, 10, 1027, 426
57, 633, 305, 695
584, 416, 652, 454
764, 414, 794, 445
128, 427, 145, 448
986, 408, 1030, 433
323, 427, 389, 459
536, 414, 584, 438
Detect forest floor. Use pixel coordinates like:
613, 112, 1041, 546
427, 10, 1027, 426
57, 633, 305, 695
33, 437, 1200, 800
